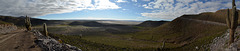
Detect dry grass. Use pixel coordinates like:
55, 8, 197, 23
0, 21, 11, 25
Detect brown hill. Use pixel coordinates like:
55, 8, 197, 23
136, 20, 169, 27
69, 21, 105, 26
181, 9, 240, 24
132, 9, 235, 50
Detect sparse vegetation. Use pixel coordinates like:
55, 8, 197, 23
49, 33, 169, 51
0, 21, 10, 25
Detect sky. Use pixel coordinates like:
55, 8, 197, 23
0, 0, 239, 21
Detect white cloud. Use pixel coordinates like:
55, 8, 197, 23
141, 0, 237, 20
142, 0, 151, 1
176, 0, 195, 3
93, 0, 121, 9
116, 0, 127, 3
0, 0, 120, 17
132, 0, 137, 2
132, 0, 150, 2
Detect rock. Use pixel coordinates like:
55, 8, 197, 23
33, 30, 82, 51
208, 29, 240, 51
0, 24, 17, 34
195, 46, 199, 50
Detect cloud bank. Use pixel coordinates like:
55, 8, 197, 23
0, 0, 120, 17
116, 0, 127, 3
141, 0, 240, 20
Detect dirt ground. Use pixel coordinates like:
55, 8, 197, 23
0, 29, 41, 51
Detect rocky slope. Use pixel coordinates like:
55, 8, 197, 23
32, 30, 82, 51
209, 27, 240, 51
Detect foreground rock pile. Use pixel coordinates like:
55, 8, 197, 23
0, 24, 17, 34
209, 29, 240, 51
32, 30, 82, 51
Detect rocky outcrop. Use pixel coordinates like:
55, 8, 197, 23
32, 30, 81, 51
0, 24, 17, 34
208, 29, 240, 51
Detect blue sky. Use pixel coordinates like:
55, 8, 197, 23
0, 0, 239, 21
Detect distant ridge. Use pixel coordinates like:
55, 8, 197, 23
180, 9, 240, 24
69, 21, 104, 26
136, 20, 169, 27
0, 16, 68, 26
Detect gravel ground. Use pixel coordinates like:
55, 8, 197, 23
0, 29, 42, 51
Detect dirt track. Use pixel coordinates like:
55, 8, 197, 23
0, 29, 41, 51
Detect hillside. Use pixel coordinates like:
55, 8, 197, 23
137, 20, 169, 27
0, 21, 11, 25
132, 9, 233, 50
181, 9, 240, 24
69, 21, 105, 27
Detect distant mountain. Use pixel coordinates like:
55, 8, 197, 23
97, 20, 142, 25
136, 20, 169, 27
0, 16, 70, 26
69, 21, 104, 26
68, 21, 131, 27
